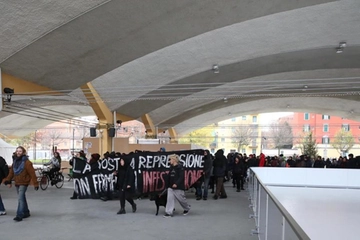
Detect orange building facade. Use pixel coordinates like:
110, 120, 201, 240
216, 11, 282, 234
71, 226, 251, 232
290, 112, 360, 158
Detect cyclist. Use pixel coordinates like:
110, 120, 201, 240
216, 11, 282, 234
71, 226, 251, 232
43, 152, 61, 185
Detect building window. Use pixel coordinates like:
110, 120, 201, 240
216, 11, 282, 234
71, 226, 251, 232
342, 124, 350, 131
252, 116, 257, 123
322, 137, 330, 144
322, 115, 330, 120
242, 148, 246, 153
323, 124, 329, 132
242, 116, 246, 120
304, 113, 309, 120
303, 124, 310, 132
221, 138, 225, 142
231, 118, 236, 122
252, 149, 256, 154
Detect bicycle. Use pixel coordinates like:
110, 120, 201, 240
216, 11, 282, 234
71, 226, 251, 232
37, 167, 65, 190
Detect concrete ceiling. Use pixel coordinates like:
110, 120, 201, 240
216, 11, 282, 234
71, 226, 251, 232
0, 0, 359, 137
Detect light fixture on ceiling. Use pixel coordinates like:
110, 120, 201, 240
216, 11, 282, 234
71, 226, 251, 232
212, 64, 219, 74
350, 110, 354, 114
336, 47, 343, 54
223, 97, 228, 103
302, 85, 308, 91
286, 105, 290, 108
336, 41, 347, 53
228, 112, 232, 116
339, 42, 347, 48
3, 87, 14, 102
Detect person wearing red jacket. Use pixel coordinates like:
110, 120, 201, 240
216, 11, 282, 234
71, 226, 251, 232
259, 153, 266, 167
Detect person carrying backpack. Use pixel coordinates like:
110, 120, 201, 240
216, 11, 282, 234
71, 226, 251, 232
0, 156, 9, 215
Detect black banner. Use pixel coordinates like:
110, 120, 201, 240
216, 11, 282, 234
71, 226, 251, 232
72, 150, 205, 198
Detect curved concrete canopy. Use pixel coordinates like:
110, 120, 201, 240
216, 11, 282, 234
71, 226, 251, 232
174, 97, 360, 135
0, 0, 359, 136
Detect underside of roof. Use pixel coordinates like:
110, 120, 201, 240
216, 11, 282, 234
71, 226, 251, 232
0, 0, 359, 136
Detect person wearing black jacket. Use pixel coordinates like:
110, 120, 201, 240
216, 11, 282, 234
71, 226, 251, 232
195, 150, 213, 200
116, 158, 136, 214
313, 156, 325, 168
163, 154, 191, 218
232, 155, 245, 192
346, 154, 358, 168
70, 151, 87, 200
213, 149, 227, 200
0, 156, 9, 215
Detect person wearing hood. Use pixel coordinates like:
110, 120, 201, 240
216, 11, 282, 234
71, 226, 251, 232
116, 158, 137, 214
163, 154, 191, 218
213, 149, 227, 200
2, 146, 39, 222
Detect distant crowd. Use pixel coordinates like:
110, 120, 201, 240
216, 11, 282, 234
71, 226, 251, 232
224, 152, 360, 169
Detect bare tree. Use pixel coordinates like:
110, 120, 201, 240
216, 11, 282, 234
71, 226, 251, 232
331, 129, 355, 155
269, 121, 293, 154
231, 125, 253, 152
179, 127, 214, 148
39, 129, 64, 150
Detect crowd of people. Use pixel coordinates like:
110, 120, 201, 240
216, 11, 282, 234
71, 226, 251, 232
227, 152, 360, 169
1, 145, 359, 222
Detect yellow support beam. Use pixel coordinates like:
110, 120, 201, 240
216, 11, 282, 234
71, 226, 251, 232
2, 72, 60, 95
81, 82, 133, 153
168, 127, 178, 143
141, 114, 155, 135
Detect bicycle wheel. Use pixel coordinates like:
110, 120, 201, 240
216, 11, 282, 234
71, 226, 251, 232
55, 173, 64, 189
40, 175, 49, 190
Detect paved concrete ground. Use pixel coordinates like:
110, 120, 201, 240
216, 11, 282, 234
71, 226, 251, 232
0, 181, 257, 240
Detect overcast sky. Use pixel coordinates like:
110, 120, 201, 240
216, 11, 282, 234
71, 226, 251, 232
259, 112, 293, 124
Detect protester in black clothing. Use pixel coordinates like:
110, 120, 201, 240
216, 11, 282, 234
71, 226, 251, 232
346, 154, 358, 168
232, 156, 245, 192
247, 154, 257, 168
313, 156, 325, 168
213, 149, 227, 200
196, 150, 213, 200
116, 158, 136, 214
286, 156, 296, 167
70, 151, 87, 200
325, 158, 332, 168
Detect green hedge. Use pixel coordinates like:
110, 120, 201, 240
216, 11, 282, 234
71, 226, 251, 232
31, 159, 49, 164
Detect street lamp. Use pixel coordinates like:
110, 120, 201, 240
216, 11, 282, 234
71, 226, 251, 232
260, 137, 267, 154
34, 130, 37, 160
72, 128, 75, 154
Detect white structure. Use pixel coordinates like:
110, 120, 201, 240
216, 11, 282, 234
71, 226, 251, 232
248, 167, 360, 240
0, 139, 16, 165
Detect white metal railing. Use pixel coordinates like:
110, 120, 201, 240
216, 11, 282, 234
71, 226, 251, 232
248, 168, 310, 240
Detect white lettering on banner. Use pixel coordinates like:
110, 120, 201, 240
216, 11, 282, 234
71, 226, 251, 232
179, 154, 203, 168
160, 155, 169, 168
146, 155, 153, 169
83, 163, 92, 174
137, 153, 203, 169
72, 160, 81, 174
98, 158, 119, 171
130, 158, 135, 168
138, 156, 147, 169
74, 178, 91, 196
92, 174, 117, 194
